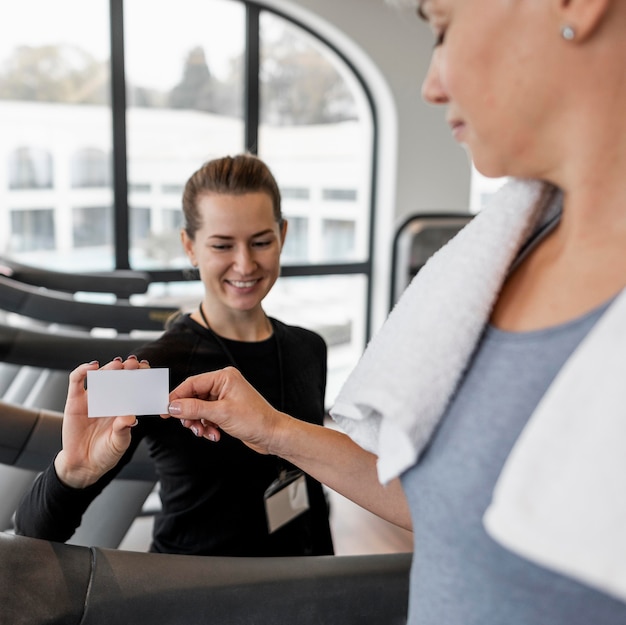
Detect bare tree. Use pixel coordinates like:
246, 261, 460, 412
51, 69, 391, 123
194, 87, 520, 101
260, 29, 357, 125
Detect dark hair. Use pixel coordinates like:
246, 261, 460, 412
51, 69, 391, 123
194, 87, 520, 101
182, 154, 283, 239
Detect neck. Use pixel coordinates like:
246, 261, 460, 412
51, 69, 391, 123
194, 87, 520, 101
196, 303, 272, 342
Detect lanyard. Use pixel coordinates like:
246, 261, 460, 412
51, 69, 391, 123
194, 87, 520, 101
198, 303, 304, 513
197, 303, 286, 412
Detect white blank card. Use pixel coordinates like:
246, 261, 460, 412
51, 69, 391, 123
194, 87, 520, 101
87, 368, 169, 417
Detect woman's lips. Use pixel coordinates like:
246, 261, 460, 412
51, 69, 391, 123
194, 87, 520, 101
448, 119, 466, 142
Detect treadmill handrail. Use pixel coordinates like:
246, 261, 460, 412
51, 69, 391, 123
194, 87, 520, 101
0, 274, 177, 332
0, 399, 157, 480
0, 256, 150, 298
0, 322, 152, 371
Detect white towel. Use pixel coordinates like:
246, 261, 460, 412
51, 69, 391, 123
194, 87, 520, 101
330, 178, 546, 483
330, 176, 626, 602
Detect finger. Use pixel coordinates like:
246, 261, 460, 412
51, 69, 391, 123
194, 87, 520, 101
178, 418, 201, 437
68, 360, 100, 395
192, 423, 220, 442
201, 424, 220, 442
74, 357, 124, 399
121, 355, 141, 370
179, 417, 218, 430
168, 366, 239, 403
112, 415, 139, 431
178, 418, 221, 442
99, 356, 125, 371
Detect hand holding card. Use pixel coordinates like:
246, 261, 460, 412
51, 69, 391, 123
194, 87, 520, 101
54, 357, 162, 489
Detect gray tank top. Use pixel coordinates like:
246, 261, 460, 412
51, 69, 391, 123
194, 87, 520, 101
401, 295, 626, 624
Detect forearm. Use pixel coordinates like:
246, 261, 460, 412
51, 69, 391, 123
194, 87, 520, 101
14, 460, 99, 542
167, 367, 412, 529
270, 414, 412, 530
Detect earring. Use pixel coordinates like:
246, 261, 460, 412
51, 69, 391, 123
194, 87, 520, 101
561, 25, 576, 41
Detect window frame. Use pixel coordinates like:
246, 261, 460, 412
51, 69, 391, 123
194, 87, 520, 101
108, 0, 378, 340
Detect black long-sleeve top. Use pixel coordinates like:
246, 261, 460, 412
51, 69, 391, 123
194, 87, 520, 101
15, 314, 334, 557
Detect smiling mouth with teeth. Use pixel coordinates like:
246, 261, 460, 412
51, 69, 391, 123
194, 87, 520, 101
228, 279, 259, 288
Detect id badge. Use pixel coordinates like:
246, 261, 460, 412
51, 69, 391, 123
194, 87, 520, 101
264, 470, 310, 533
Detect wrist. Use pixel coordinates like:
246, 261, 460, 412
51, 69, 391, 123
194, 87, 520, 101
54, 451, 99, 489
266, 410, 301, 460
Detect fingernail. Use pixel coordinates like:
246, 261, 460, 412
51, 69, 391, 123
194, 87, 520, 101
208, 433, 217, 442
191, 426, 200, 437
168, 402, 182, 416
89, 360, 99, 365
140, 359, 149, 365
114, 356, 123, 362
127, 354, 138, 360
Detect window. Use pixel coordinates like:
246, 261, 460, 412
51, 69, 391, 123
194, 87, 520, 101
258, 12, 373, 270
129, 182, 151, 193
0, 0, 112, 268
0, 0, 377, 405
254, 11, 374, 399
124, 0, 245, 270
10, 209, 55, 251
322, 219, 356, 262
131, 206, 151, 241
138, 208, 186, 267
161, 185, 184, 195
8, 147, 53, 189
281, 216, 308, 262
71, 148, 111, 188
73, 206, 112, 247
322, 188, 357, 202
162, 208, 183, 231
281, 187, 310, 200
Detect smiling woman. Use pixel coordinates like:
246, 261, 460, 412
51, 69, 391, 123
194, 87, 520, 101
15, 154, 335, 559
180, 155, 286, 340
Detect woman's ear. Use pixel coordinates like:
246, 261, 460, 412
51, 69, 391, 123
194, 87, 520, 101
557, 0, 612, 42
180, 229, 197, 267
279, 219, 288, 247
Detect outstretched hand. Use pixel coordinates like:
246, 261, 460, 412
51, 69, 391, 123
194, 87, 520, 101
55, 356, 149, 489
164, 366, 283, 456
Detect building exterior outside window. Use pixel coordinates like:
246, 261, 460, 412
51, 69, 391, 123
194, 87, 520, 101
70, 148, 111, 188
8, 147, 54, 190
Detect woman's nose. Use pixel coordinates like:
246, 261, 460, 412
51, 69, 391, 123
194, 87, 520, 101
421, 49, 449, 105
233, 246, 256, 274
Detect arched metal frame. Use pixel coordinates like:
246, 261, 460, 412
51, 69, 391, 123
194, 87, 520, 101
108, 0, 378, 341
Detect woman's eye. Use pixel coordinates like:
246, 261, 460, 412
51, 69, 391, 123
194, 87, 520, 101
211, 244, 232, 251
252, 240, 272, 248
